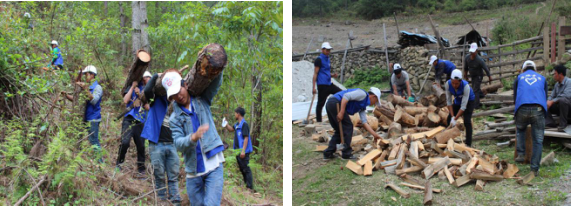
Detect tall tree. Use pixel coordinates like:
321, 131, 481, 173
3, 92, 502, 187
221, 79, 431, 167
119, 1, 127, 67
131, 1, 149, 56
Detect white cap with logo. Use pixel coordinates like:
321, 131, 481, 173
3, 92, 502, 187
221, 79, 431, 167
162, 72, 183, 99
369, 87, 382, 106
51, 40, 58, 46
321, 42, 333, 50
82, 65, 97, 75
451, 69, 463, 80
521, 60, 536, 71
469, 43, 478, 53
143, 71, 152, 78
429, 55, 438, 65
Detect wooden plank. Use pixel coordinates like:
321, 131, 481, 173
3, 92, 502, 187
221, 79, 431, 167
399, 182, 442, 193
396, 165, 424, 176
422, 156, 450, 179
444, 166, 454, 184
364, 160, 373, 176
388, 144, 400, 160
503, 163, 519, 178
385, 183, 410, 198
469, 171, 503, 181
358, 149, 382, 166
475, 180, 485, 191
401, 126, 446, 141
540, 151, 556, 165
544, 131, 571, 138
345, 161, 363, 175
454, 174, 472, 187
517, 172, 535, 185
429, 157, 462, 166
544, 26, 550, 62
477, 156, 495, 174
466, 156, 479, 174
423, 181, 432, 205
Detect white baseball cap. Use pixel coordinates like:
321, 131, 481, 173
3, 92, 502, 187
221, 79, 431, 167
321, 42, 333, 50
143, 71, 152, 78
469, 43, 478, 53
393, 63, 402, 71
162, 72, 183, 99
369, 87, 382, 106
451, 69, 463, 80
429, 55, 438, 65
521, 60, 536, 71
50, 40, 58, 46
82, 65, 97, 75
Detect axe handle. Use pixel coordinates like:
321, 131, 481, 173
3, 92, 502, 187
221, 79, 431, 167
337, 103, 344, 144
306, 93, 316, 122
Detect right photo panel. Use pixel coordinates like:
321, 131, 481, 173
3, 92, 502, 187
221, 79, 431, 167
291, 0, 572, 205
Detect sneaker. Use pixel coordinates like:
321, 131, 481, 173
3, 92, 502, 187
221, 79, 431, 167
342, 155, 357, 160
323, 154, 335, 160
515, 154, 525, 163
533, 170, 539, 177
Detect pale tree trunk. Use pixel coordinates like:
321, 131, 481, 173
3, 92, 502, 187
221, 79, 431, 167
119, 1, 127, 68
104, 2, 108, 16
131, 1, 141, 56
251, 67, 262, 155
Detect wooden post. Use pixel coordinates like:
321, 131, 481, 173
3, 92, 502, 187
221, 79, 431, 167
383, 23, 390, 74
349, 30, 354, 49
340, 31, 352, 83
394, 12, 400, 36
302, 36, 314, 61
558, 17, 566, 60
528, 0, 558, 58
544, 26, 550, 63
428, 15, 445, 58
551, 22, 556, 63
497, 47, 502, 80
514, 126, 533, 164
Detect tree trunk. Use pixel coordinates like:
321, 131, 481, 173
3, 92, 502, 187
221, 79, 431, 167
394, 107, 417, 127
120, 1, 127, 68
389, 94, 414, 107
183, 43, 227, 96
481, 82, 503, 95
377, 105, 395, 120
104, 2, 108, 17
132, 2, 141, 56
122, 50, 151, 95
434, 123, 463, 144
404, 106, 427, 116
432, 84, 446, 106
139, 2, 149, 53
251, 66, 262, 155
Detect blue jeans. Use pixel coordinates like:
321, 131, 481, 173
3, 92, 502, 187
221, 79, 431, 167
515, 105, 545, 172
149, 142, 181, 202
87, 121, 102, 162
186, 164, 224, 206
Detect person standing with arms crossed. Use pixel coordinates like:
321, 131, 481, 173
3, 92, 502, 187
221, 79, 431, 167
313, 42, 341, 123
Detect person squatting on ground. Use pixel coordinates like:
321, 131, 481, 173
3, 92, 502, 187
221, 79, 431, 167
323, 87, 383, 160
222, 107, 254, 190
513, 60, 548, 176
164, 70, 225, 206
391, 63, 415, 102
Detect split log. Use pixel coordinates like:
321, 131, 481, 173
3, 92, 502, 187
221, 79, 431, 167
184, 43, 227, 96
486, 120, 515, 129
384, 184, 410, 198
481, 82, 503, 94
399, 182, 442, 193
469, 171, 503, 181
423, 181, 432, 205
358, 149, 382, 166
404, 106, 428, 116
476, 156, 495, 174
314, 145, 328, 152
409, 141, 419, 159
438, 107, 449, 125
432, 84, 446, 106
388, 145, 400, 160
407, 155, 428, 168
374, 150, 388, 170
122, 50, 151, 95
388, 94, 415, 107
540, 151, 556, 165
423, 113, 441, 127
403, 127, 432, 134
396, 165, 424, 175
388, 122, 402, 139
422, 156, 450, 179
377, 105, 396, 120
394, 107, 418, 127
466, 156, 479, 174
434, 124, 464, 144
415, 113, 426, 126
428, 157, 462, 166
444, 166, 454, 184
473, 106, 515, 117
453, 174, 472, 187
379, 159, 398, 169
345, 161, 363, 175
378, 113, 393, 126
402, 126, 446, 141
400, 174, 424, 186
367, 116, 379, 131
364, 160, 373, 176
517, 172, 535, 185
454, 143, 480, 156
475, 180, 485, 191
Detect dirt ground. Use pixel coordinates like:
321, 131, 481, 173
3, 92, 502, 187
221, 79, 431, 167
292, 124, 571, 206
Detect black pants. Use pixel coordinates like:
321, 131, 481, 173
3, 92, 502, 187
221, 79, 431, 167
117, 116, 146, 172
324, 97, 353, 158
316, 84, 342, 122
236, 153, 253, 189
447, 100, 475, 147
546, 98, 571, 128
470, 75, 483, 107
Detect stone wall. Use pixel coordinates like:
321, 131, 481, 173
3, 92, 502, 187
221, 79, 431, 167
293, 46, 436, 93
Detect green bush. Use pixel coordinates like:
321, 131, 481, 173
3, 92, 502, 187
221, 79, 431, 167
344, 66, 391, 90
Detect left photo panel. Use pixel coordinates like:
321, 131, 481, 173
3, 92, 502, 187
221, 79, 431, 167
0, 1, 283, 205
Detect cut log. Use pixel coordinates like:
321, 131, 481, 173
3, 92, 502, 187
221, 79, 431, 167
345, 161, 363, 175
473, 106, 515, 117
384, 184, 410, 198
404, 106, 428, 116
438, 107, 449, 125
466, 156, 479, 174
544, 131, 571, 138
407, 155, 428, 168
444, 166, 454, 184
122, 50, 151, 95
454, 143, 480, 156
367, 116, 379, 131
434, 123, 463, 144
540, 151, 556, 165
416, 113, 427, 126
364, 160, 373, 176
423, 112, 441, 127
377, 105, 396, 120
404, 127, 432, 134
422, 156, 450, 179
453, 174, 472, 187
475, 180, 485, 191
476, 156, 495, 175
517, 172, 535, 185
388, 94, 414, 107
409, 141, 419, 159
183, 43, 227, 96
350, 113, 360, 127
400, 174, 424, 186
420, 94, 438, 106
394, 107, 418, 127
469, 171, 503, 181
379, 113, 393, 126
388, 144, 400, 160
428, 157, 462, 166
423, 181, 432, 205
481, 82, 503, 94
388, 122, 402, 139
358, 149, 382, 166
432, 84, 446, 106
486, 120, 515, 129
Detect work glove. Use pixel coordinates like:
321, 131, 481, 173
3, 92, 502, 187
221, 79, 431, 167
408, 96, 415, 102
450, 118, 456, 127
222, 117, 228, 127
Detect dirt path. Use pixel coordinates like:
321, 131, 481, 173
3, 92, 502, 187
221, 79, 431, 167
536, 2, 546, 15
